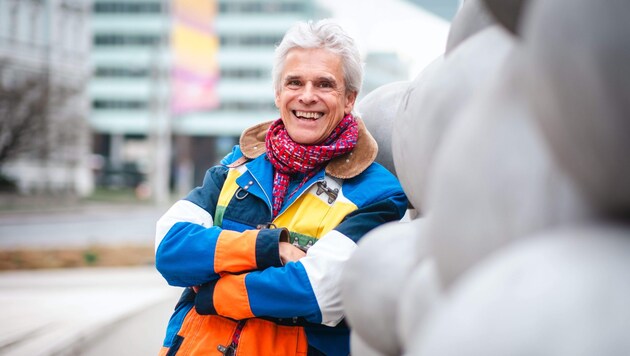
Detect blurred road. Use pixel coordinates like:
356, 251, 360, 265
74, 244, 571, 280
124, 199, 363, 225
0, 203, 167, 249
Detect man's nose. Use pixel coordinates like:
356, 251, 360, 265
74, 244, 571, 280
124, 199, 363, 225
299, 82, 317, 104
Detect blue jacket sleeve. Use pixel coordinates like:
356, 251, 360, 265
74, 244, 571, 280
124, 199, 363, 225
155, 164, 285, 287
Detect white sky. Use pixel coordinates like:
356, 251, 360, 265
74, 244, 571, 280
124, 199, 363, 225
315, 0, 451, 78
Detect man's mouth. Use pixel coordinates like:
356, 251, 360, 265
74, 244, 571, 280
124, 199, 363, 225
293, 110, 324, 120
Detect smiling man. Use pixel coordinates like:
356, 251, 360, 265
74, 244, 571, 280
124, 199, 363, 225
155, 20, 407, 356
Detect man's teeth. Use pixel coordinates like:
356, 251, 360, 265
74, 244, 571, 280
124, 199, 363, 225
294, 111, 323, 119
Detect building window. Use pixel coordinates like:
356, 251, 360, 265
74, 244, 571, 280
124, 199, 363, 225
220, 68, 268, 79
93, 99, 148, 110
219, 101, 276, 111
93, 2, 162, 14
95, 67, 151, 78
94, 34, 162, 46
28, 0, 43, 45
219, 2, 305, 14
58, 1, 84, 53
9, 0, 19, 42
219, 35, 283, 47
74, 13, 86, 54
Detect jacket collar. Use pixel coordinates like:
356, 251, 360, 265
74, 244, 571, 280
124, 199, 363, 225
239, 117, 378, 179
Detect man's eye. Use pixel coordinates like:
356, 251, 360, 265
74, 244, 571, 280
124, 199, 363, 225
318, 82, 333, 88
286, 80, 301, 86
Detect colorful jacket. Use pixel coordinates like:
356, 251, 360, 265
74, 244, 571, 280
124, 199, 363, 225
155, 119, 407, 356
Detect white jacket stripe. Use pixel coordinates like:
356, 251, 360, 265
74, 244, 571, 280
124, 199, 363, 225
155, 200, 213, 253
300, 230, 357, 326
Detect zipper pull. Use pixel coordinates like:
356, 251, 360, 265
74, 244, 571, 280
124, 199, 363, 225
217, 344, 235, 355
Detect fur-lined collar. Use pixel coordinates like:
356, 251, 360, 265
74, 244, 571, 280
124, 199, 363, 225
238, 117, 378, 179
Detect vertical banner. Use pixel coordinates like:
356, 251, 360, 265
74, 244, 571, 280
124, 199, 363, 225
171, 0, 219, 115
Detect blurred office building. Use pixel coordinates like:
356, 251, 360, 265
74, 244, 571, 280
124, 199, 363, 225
90, 0, 324, 201
0, 0, 93, 196
89, 0, 442, 201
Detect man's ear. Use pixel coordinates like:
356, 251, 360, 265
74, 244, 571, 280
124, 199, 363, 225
274, 91, 281, 108
345, 90, 358, 114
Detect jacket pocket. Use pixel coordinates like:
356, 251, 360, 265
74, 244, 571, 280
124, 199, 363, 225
173, 309, 238, 355
236, 318, 308, 356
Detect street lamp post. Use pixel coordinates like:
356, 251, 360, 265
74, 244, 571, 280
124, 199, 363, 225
150, 0, 172, 205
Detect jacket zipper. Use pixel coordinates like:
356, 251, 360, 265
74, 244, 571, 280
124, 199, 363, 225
275, 178, 338, 221
274, 179, 321, 221
217, 320, 245, 356
248, 173, 272, 212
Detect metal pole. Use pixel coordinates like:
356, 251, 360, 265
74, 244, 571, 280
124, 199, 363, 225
150, 0, 172, 205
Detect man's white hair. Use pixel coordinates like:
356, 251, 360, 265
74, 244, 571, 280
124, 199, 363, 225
272, 19, 364, 96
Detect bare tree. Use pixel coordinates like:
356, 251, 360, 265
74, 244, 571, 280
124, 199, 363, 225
0, 60, 49, 168
0, 60, 80, 171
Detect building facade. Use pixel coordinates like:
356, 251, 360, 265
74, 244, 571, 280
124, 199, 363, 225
0, 0, 93, 196
90, 0, 319, 200
89, 0, 442, 201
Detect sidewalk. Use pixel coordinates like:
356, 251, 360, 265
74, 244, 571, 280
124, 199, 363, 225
0, 195, 182, 355
0, 266, 182, 356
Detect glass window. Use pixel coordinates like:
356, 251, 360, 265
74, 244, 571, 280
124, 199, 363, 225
94, 67, 151, 78
93, 34, 162, 46
219, 101, 276, 111
93, 2, 162, 14
9, 0, 19, 41
220, 68, 268, 79
219, 35, 283, 47
92, 99, 148, 109
218, 1, 304, 14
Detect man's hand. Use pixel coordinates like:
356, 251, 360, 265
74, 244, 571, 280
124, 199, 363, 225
279, 242, 306, 265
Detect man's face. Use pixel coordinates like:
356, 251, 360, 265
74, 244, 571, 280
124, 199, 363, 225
275, 48, 357, 145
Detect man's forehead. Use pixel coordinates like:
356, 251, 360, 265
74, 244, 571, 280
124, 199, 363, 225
282, 48, 344, 76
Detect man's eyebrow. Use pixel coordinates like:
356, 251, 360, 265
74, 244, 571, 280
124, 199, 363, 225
315, 75, 337, 83
283, 74, 338, 83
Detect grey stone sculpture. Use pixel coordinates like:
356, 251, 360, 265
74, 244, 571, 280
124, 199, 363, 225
343, 0, 629, 355
343, 14, 520, 356
523, 0, 630, 216
357, 81, 410, 177
341, 219, 425, 355
390, 57, 442, 212
393, 25, 513, 214
414, 226, 630, 356
410, 0, 630, 354
396, 257, 441, 351
445, 0, 495, 54
481, 0, 530, 35
424, 55, 590, 288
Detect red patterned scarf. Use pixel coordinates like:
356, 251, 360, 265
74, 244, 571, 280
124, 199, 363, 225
265, 114, 358, 218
